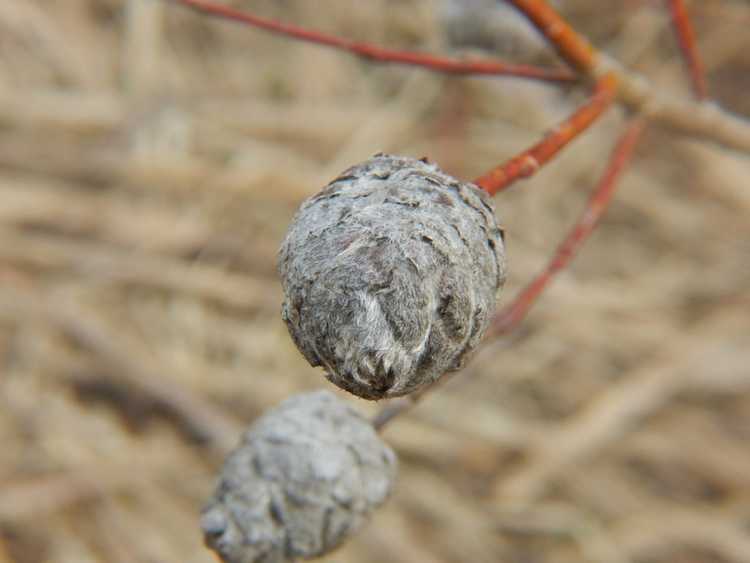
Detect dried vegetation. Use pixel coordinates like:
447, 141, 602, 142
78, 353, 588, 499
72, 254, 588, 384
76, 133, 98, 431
0, 1, 749, 562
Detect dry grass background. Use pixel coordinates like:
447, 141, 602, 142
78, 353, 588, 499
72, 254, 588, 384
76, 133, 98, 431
0, 0, 749, 562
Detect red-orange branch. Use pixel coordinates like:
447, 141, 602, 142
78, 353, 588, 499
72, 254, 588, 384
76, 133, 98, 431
666, 0, 708, 100
506, 0, 599, 74
489, 118, 646, 337
474, 73, 619, 195
168, 0, 575, 83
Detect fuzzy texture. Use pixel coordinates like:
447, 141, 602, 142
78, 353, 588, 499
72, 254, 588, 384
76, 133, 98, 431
278, 154, 506, 399
201, 390, 397, 563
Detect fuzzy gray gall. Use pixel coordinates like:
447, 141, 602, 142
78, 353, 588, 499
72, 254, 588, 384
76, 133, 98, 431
278, 154, 506, 399
202, 390, 397, 563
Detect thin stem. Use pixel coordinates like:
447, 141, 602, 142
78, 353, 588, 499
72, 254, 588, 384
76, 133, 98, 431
167, 0, 575, 83
372, 397, 416, 431
171, 0, 750, 154
374, 118, 645, 431
488, 118, 646, 336
666, 0, 709, 100
506, 0, 599, 74
474, 73, 619, 195
372, 368, 460, 431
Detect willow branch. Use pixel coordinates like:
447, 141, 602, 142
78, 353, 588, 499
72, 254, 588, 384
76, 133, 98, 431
169, 0, 750, 154
489, 118, 646, 336
666, 0, 708, 100
474, 73, 618, 195
507, 0, 750, 153
167, 0, 574, 83
506, 0, 599, 73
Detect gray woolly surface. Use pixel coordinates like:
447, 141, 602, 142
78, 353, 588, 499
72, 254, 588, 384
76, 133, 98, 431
278, 154, 506, 400
201, 390, 397, 563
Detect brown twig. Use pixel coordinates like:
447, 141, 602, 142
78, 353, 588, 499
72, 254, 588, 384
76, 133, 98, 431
474, 73, 619, 195
488, 118, 646, 335
666, 0, 708, 100
373, 388, 430, 432
167, 0, 575, 83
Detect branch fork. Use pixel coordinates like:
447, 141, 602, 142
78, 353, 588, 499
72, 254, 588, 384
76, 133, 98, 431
165, 0, 730, 427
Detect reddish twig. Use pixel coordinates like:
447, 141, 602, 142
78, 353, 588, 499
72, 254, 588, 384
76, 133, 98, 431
488, 118, 646, 336
506, 0, 599, 74
474, 73, 619, 195
169, 0, 612, 197
170, 0, 750, 154
666, 0, 709, 100
505, 0, 750, 153
167, 0, 575, 83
